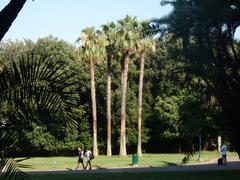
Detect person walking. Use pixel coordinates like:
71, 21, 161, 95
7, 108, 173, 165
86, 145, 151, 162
220, 144, 227, 165
75, 147, 84, 170
84, 148, 94, 170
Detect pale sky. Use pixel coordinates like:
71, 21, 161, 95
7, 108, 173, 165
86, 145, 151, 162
0, 0, 172, 44
0, 0, 239, 44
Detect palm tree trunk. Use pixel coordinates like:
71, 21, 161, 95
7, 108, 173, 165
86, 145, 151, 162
119, 53, 130, 157
137, 52, 145, 157
107, 56, 112, 156
90, 59, 98, 156
0, 0, 27, 41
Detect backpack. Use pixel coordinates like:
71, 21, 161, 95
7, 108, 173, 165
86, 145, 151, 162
90, 153, 95, 160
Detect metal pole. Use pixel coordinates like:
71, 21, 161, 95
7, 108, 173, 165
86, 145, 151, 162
198, 134, 202, 161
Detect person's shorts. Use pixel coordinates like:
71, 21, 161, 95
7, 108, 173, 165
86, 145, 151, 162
222, 154, 227, 159
78, 157, 83, 163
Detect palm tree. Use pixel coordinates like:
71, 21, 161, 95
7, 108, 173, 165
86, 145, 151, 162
1, 131, 28, 180
0, 53, 77, 179
102, 22, 116, 157
115, 16, 140, 157
78, 27, 107, 157
136, 22, 156, 157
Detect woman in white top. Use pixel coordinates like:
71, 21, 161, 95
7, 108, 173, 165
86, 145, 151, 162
84, 149, 93, 170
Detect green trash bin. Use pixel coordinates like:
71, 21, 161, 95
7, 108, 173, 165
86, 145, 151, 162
132, 154, 138, 166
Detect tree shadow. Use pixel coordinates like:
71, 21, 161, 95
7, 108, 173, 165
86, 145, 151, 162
158, 161, 178, 167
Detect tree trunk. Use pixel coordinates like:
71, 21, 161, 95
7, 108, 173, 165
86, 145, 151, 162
178, 144, 182, 153
137, 52, 145, 157
107, 56, 112, 157
0, 0, 27, 41
119, 53, 130, 157
203, 141, 209, 151
90, 59, 98, 156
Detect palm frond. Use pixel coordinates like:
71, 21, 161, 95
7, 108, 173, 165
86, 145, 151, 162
0, 53, 78, 131
0, 52, 78, 179
182, 151, 195, 164
0, 130, 29, 180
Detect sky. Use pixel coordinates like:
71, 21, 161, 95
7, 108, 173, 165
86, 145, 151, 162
0, 0, 172, 44
0, 0, 239, 44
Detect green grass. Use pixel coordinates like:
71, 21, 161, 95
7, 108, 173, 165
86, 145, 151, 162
29, 171, 240, 180
17, 151, 238, 171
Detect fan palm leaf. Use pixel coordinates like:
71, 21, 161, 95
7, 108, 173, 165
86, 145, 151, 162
0, 52, 78, 179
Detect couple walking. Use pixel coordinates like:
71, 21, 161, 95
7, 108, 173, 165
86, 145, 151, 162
75, 147, 94, 170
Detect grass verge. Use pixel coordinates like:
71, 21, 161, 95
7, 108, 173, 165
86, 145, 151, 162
17, 151, 238, 171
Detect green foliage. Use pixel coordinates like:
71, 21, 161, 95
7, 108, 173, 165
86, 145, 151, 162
77, 118, 92, 149
151, 0, 240, 153
24, 123, 80, 153
0, 37, 80, 158
155, 96, 181, 139
1, 6, 234, 157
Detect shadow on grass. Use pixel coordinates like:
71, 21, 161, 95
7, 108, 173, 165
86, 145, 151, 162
159, 161, 178, 166
26, 159, 240, 175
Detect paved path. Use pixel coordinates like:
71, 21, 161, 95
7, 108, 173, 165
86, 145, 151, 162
28, 158, 240, 175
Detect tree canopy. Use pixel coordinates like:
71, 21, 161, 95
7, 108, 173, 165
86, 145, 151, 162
151, 0, 240, 153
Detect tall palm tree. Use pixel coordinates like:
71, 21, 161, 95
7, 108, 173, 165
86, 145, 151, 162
115, 16, 140, 157
78, 27, 107, 157
0, 53, 77, 179
136, 22, 156, 157
102, 22, 116, 157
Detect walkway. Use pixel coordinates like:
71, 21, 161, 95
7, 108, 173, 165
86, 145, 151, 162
28, 157, 240, 175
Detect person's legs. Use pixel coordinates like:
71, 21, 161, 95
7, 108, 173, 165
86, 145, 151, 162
81, 161, 85, 169
89, 160, 92, 170
84, 160, 92, 170
75, 162, 79, 170
76, 159, 84, 170
84, 161, 88, 169
223, 155, 227, 165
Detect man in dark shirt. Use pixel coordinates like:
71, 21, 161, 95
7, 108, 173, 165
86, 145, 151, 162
75, 147, 84, 170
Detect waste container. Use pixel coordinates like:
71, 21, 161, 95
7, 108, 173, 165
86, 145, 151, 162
132, 154, 138, 166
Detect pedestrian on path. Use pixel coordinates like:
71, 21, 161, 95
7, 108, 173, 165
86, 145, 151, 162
84, 148, 94, 170
75, 147, 84, 170
220, 144, 227, 165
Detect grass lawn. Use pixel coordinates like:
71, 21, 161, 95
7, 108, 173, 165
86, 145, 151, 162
17, 151, 238, 171
29, 170, 240, 180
